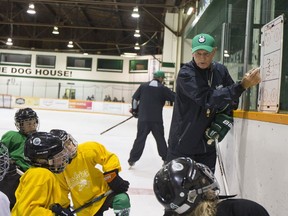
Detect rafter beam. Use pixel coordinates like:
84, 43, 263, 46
0, 21, 160, 33
4, 0, 179, 9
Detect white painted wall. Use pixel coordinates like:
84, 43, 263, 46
163, 13, 179, 64
0, 49, 163, 102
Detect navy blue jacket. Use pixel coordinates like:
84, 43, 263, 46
132, 79, 175, 122
168, 60, 245, 155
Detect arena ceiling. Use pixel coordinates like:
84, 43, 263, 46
0, 0, 196, 56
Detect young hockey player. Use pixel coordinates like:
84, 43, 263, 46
0, 142, 10, 215
50, 129, 131, 216
11, 132, 70, 216
153, 157, 270, 216
0, 107, 39, 209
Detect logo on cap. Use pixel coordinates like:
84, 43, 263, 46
198, 36, 206, 43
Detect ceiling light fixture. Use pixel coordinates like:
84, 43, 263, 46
121, 53, 137, 57
27, 3, 36, 14
134, 42, 140, 50
131, 7, 140, 18
67, 41, 74, 48
134, 29, 140, 37
52, 26, 59, 34
6, 38, 13, 46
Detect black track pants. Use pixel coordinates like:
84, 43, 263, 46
129, 121, 167, 162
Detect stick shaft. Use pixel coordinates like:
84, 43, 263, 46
215, 139, 230, 195
72, 190, 113, 214
100, 116, 133, 135
16, 168, 24, 176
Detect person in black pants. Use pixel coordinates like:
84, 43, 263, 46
153, 157, 270, 216
128, 71, 175, 167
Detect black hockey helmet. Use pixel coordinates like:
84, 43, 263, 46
24, 132, 69, 173
0, 142, 9, 181
153, 157, 219, 215
50, 129, 78, 159
14, 108, 39, 134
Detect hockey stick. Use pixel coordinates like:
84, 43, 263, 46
16, 168, 24, 176
215, 138, 230, 196
100, 116, 133, 135
71, 190, 113, 214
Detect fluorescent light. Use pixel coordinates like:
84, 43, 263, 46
134, 42, 140, 50
83, 53, 88, 55
6, 38, 13, 46
124, 52, 137, 56
134, 29, 140, 37
187, 7, 194, 15
67, 41, 74, 48
52, 26, 59, 34
224, 50, 230, 57
121, 53, 137, 57
27, 3, 36, 14
131, 7, 140, 18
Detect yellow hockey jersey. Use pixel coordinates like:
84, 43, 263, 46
11, 167, 62, 216
56, 141, 121, 216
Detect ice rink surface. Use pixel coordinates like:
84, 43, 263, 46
0, 108, 170, 215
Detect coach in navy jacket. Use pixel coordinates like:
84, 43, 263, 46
166, 33, 261, 174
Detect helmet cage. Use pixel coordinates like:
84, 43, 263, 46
63, 134, 77, 159
15, 108, 39, 135
174, 159, 219, 214
50, 129, 78, 159
16, 118, 39, 135
47, 148, 69, 173
0, 143, 9, 181
31, 148, 69, 174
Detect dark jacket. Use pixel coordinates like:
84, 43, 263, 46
132, 79, 175, 122
216, 199, 270, 216
168, 60, 245, 155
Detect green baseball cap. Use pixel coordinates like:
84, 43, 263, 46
192, 33, 215, 53
153, 71, 165, 78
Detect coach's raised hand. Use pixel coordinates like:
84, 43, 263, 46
240, 67, 261, 89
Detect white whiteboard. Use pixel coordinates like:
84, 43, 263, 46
257, 14, 284, 112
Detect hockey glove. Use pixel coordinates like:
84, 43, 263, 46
205, 113, 233, 145
129, 108, 138, 118
50, 203, 73, 216
131, 108, 138, 118
104, 169, 130, 193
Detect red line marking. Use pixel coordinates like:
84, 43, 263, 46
127, 188, 154, 195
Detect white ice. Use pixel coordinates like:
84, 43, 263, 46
1, 108, 228, 216
0, 108, 168, 215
